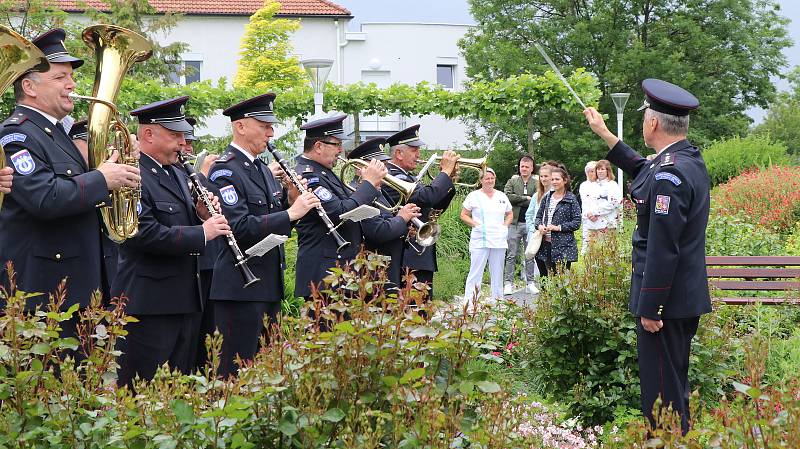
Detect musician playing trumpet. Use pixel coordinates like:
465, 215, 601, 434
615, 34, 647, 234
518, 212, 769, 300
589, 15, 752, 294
206, 93, 319, 377
383, 125, 459, 300
349, 137, 422, 289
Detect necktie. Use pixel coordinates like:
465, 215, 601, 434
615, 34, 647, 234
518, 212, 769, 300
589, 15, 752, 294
56, 121, 66, 135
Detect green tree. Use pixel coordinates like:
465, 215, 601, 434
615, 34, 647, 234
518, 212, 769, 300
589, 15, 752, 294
460, 0, 791, 181
79, 0, 188, 82
754, 66, 800, 154
235, 0, 305, 91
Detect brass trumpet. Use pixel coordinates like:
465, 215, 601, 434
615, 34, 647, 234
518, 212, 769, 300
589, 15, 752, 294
407, 215, 441, 255
0, 25, 50, 212
337, 157, 418, 212
415, 154, 488, 188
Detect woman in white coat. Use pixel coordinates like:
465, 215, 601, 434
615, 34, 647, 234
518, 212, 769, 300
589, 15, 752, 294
460, 168, 513, 304
583, 159, 620, 242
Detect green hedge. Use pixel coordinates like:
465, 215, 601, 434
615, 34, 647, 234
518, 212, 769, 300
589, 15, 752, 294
702, 134, 790, 186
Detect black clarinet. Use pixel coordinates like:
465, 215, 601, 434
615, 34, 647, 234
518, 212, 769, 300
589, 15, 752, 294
266, 142, 350, 252
176, 153, 260, 288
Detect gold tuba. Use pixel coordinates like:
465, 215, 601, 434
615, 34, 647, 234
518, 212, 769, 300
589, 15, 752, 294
73, 25, 153, 243
337, 157, 419, 212
0, 25, 50, 212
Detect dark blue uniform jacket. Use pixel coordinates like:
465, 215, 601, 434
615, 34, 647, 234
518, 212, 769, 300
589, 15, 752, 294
608, 140, 712, 320
111, 154, 205, 315
0, 106, 110, 309
208, 146, 292, 302
293, 155, 381, 297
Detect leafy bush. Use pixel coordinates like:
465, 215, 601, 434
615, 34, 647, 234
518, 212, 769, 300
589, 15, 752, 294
705, 212, 786, 256
521, 234, 640, 425
702, 134, 790, 186
0, 256, 555, 449
785, 221, 800, 255
712, 165, 800, 233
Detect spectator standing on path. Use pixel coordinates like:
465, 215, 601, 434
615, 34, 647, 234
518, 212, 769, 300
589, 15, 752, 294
579, 161, 598, 254
583, 78, 711, 434
460, 168, 512, 305
584, 159, 621, 243
503, 155, 538, 295
534, 167, 581, 276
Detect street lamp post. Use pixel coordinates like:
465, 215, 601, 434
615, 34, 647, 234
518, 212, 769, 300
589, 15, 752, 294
300, 59, 333, 119
610, 92, 630, 228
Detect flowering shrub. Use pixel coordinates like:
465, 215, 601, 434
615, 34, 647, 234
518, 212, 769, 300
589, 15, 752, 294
713, 165, 800, 233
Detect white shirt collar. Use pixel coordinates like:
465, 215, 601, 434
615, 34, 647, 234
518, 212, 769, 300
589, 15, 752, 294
658, 140, 682, 154
230, 142, 257, 163
20, 104, 58, 125
386, 161, 409, 176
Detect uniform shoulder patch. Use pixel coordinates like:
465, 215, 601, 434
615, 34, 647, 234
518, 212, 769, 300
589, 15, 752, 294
301, 164, 315, 174
10, 149, 35, 175
655, 171, 682, 186
655, 195, 671, 215
660, 153, 675, 166
216, 152, 235, 163
209, 169, 233, 182
219, 184, 239, 205
0, 133, 27, 146
313, 185, 334, 202
4, 113, 28, 126
306, 176, 320, 185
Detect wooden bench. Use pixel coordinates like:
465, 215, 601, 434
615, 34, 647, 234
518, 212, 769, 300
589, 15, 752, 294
706, 256, 800, 305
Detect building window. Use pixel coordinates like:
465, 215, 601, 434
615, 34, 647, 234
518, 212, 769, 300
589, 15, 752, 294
437, 64, 455, 89
168, 60, 202, 85
184, 61, 201, 84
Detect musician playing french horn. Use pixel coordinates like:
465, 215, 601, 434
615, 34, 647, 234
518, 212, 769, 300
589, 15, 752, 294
0, 29, 140, 343
206, 93, 320, 377
384, 125, 459, 300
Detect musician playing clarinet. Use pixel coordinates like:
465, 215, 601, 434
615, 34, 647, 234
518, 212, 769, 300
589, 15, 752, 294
113, 96, 231, 387
207, 93, 319, 377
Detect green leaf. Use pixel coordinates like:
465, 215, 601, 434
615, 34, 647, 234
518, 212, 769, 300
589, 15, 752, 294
476, 381, 501, 393
399, 367, 425, 384
171, 399, 194, 424
30, 343, 50, 355
321, 408, 346, 423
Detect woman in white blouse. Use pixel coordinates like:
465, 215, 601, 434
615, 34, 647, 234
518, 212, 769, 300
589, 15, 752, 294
578, 161, 598, 255
460, 168, 513, 304
583, 159, 620, 241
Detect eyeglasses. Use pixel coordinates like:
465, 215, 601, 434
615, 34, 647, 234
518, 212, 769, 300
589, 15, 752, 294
319, 140, 343, 148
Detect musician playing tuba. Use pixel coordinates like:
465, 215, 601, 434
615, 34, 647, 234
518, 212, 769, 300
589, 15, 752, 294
0, 28, 139, 335
383, 125, 459, 301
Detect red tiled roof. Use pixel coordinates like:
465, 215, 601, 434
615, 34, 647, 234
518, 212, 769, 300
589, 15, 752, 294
52, 0, 351, 16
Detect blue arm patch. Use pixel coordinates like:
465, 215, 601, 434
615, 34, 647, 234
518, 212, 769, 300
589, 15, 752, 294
209, 169, 233, 182
655, 172, 682, 186
0, 133, 27, 146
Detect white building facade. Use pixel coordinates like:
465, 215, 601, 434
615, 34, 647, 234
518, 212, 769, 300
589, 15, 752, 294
59, 0, 473, 149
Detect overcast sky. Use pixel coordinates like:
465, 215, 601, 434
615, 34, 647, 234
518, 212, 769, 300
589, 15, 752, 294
334, 0, 800, 122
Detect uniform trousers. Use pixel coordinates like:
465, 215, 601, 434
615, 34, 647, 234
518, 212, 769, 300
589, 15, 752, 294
636, 316, 700, 435
116, 313, 201, 388
464, 248, 506, 302
504, 222, 537, 284
213, 300, 281, 377
194, 269, 215, 371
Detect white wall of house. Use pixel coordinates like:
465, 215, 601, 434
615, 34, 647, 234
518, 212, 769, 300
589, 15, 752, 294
67, 13, 473, 148
340, 22, 472, 150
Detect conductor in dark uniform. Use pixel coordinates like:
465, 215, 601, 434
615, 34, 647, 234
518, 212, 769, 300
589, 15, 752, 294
293, 114, 388, 299
349, 137, 421, 289
207, 93, 319, 376
68, 119, 120, 287
384, 125, 458, 299
112, 96, 231, 387
0, 29, 139, 324
584, 79, 711, 434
